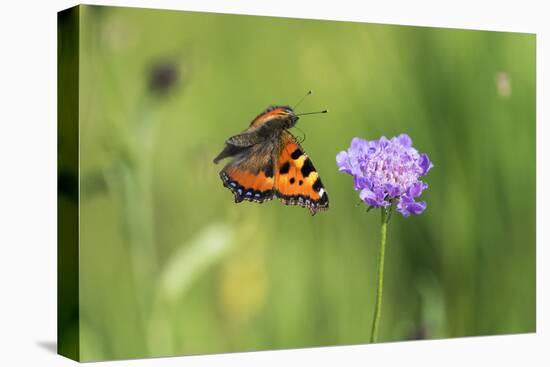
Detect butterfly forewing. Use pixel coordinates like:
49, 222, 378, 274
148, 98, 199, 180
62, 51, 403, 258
274, 132, 329, 215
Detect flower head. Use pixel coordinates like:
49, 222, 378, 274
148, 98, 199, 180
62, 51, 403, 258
148, 60, 179, 96
336, 134, 433, 217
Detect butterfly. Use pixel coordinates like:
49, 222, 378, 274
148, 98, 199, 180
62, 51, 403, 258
213, 104, 329, 215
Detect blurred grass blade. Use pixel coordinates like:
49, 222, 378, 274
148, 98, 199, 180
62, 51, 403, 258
161, 223, 233, 301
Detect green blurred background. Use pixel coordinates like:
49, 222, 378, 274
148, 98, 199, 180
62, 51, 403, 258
58, 5, 535, 361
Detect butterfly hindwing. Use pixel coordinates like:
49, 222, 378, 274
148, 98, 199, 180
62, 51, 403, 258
274, 132, 329, 215
219, 142, 276, 204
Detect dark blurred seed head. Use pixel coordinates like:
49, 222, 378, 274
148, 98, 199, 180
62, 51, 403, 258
88, 5, 107, 19
410, 323, 428, 340
148, 61, 179, 96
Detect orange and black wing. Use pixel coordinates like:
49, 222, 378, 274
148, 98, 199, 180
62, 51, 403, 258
218, 142, 276, 204
274, 131, 329, 215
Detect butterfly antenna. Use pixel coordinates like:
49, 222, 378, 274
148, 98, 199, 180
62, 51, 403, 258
293, 90, 312, 110
296, 109, 328, 116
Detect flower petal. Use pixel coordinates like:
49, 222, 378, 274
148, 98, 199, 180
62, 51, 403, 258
384, 183, 401, 198
360, 188, 388, 208
350, 137, 369, 154
398, 134, 412, 147
354, 176, 370, 191
378, 136, 389, 148
418, 153, 433, 176
336, 151, 352, 174
407, 181, 428, 198
397, 195, 427, 217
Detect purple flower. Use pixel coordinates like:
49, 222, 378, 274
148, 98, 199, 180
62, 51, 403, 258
336, 134, 433, 217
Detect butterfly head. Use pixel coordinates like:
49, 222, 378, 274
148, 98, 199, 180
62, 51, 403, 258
272, 105, 299, 128
251, 105, 299, 129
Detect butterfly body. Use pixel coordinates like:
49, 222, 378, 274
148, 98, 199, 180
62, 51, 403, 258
214, 105, 328, 215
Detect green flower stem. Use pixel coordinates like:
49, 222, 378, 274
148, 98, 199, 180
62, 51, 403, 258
370, 206, 390, 343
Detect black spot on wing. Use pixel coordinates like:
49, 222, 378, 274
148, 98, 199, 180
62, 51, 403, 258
312, 177, 323, 192
279, 161, 290, 175
289, 177, 295, 184
290, 148, 302, 160
318, 190, 329, 206
300, 158, 315, 177
264, 162, 274, 178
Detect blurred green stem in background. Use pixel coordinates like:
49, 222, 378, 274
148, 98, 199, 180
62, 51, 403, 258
102, 93, 166, 355
370, 206, 390, 343
101, 59, 183, 352
127, 95, 158, 315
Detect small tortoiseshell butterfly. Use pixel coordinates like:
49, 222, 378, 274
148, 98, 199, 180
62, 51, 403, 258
213, 98, 329, 215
